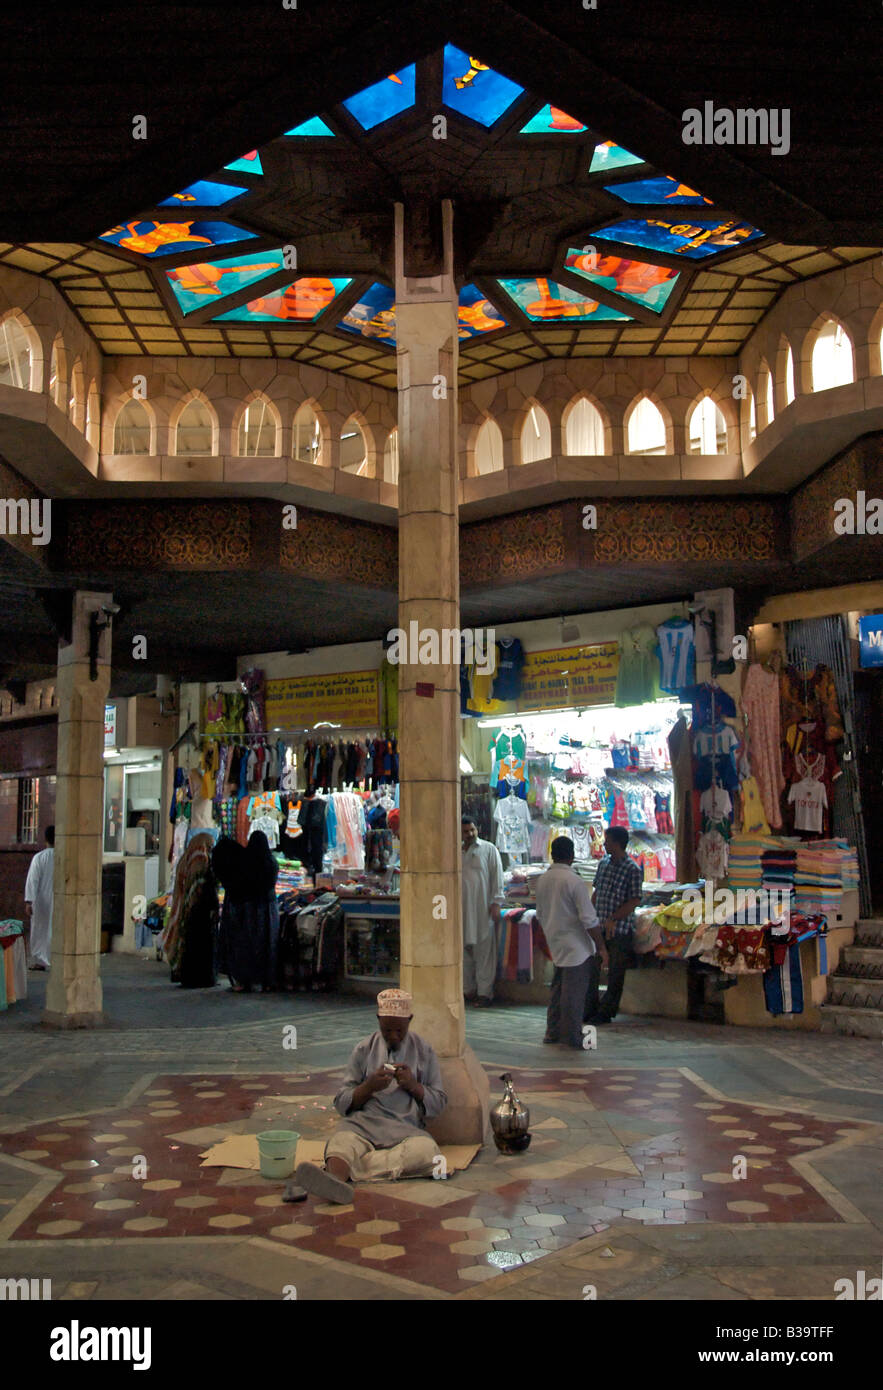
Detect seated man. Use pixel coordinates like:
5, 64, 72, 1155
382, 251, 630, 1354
295, 988, 446, 1204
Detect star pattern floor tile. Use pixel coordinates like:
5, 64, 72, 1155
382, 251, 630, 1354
0, 1066, 870, 1295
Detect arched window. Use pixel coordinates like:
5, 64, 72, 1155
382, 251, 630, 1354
175, 397, 214, 455
49, 339, 65, 407
812, 320, 855, 391
688, 397, 728, 455
340, 415, 368, 474
68, 359, 84, 429
474, 417, 503, 474
293, 403, 323, 465
520, 404, 551, 463
0, 315, 33, 390
626, 397, 666, 455
757, 363, 774, 429
747, 389, 757, 444
113, 398, 152, 454
86, 381, 100, 448
564, 397, 605, 455
784, 344, 796, 404
238, 397, 278, 456
383, 428, 399, 485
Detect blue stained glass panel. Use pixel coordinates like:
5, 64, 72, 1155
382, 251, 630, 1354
99, 220, 256, 259
224, 150, 263, 175
604, 175, 712, 206
442, 44, 524, 127
496, 277, 632, 323
458, 284, 507, 338
285, 116, 336, 136
165, 251, 288, 315
590, 140, 644, 173
214, 277, 352, 323
343, 66, 416, 130
520, 105, 588, 134
564, 247, 680, 313
597, 216, 763, 259
159, 180, 248, 208
338, 282, 397, 346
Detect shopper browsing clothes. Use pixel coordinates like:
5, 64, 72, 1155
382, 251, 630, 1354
585, 827, 644, 1025
23, 824, 54, 970
295, 988, 445, 1204
162, 833, 218, 988
461, 814, 504, 1007
212, 831, 280, 993
534, 836, 608, 1048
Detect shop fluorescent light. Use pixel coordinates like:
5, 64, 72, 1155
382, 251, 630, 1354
459, 752, 473, 773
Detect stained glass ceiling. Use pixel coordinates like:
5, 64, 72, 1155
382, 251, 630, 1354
5, 45, 875, 380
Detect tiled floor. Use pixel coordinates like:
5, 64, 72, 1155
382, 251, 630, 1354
1, 956, 882, 1300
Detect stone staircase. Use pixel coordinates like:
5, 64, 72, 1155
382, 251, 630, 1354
821, 919, 883, 1037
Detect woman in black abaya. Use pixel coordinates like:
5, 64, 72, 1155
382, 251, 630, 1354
212, 833, 280, 993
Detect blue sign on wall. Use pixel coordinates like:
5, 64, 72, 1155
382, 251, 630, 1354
858, 615, 883, 668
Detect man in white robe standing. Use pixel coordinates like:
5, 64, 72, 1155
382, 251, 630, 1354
461, 815, 504, 1007
24, 825, 54, 970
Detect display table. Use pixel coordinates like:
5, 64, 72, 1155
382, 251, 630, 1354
0, 921, 27, 1008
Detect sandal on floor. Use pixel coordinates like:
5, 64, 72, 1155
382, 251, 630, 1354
294, 1161, 352, 1205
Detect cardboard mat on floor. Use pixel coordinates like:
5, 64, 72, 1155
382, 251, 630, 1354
200, 1135, 480, 1174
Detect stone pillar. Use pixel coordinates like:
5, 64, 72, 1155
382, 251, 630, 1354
394, 201, 489, 1144
44, 590, 113, 1027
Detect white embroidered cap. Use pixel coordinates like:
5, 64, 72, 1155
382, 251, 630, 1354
376, 988, 413, 1017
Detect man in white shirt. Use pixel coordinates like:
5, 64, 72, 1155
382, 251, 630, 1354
461, 816, 504, 1007
534, 837, 608, 1048
24, 825, 55, 970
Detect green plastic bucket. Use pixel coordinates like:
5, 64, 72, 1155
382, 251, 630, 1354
257, 1130, 300, 1179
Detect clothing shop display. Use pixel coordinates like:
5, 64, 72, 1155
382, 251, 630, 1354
615, 624, 660, 707
741, 662, 785, 829
491, 637, 526, 703
656, 617, 695, 693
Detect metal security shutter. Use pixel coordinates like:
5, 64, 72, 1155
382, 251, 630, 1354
785, 616, 871, 917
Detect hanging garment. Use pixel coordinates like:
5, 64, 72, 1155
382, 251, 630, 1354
491, 637, 526, 703
780, 664, 844, 742
492, 795, 532, 857
656, 618, 695, 693
741, 663, 785, 829
739, 776, 770, 835
668, 715, 697, 881
788, 777, 828, 835
615, 624, 660, 706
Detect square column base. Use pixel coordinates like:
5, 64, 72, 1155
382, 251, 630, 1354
424, 1046, 491, 1146
41, 1011, 106, 1030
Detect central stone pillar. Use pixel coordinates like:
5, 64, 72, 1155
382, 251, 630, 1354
44, 590, 113, 1028
394, 201, 489, 1143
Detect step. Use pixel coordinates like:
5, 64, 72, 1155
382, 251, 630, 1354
820, 1004, 883, 1039
837, 946, 883, 978
855, 920, 883, 947
826, 975, 883, 1009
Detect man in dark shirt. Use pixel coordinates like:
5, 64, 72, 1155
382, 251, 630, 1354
584, 827, 643, 1024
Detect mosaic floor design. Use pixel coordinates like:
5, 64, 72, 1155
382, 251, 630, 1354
0, 1067, 873, 1294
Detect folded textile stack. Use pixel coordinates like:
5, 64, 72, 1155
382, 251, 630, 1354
726, 834, 778, 891
794, 842, 844, 917
761, 844, 797, 899
275, 855, 307, 893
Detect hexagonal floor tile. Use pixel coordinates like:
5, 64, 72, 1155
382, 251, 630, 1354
664, 1188, 703, 1201
195, 1092, 225, 1099
355, 1219, 400, 1235
524, 1213, 566, 1227
175, 1196, 218, 1209
450, 1238, 495, 1255
441, 1216, 484, 1231
37, 1220, 83, 1235
702, 1172, 738, 1184
15, 1149, 50, 1160
94, 1198, 137, 1211
763, 1183, 804, 1196
726, 1200, 769, 1214
360, 1243, 406, 1261
59, 1119, 90, 1127
61, 1160, 101, 1171
706, 1115, 741, 1124
208, 1213, 253, 1229
35, 1131, 70, 1142
769, 1122, 802, 1131
722, 1130, 757, 1139
313, 1203, 355, 1216
268, 1222, 313, 1241
253, 1194, 287, 1208
92, 1134, 124, 1143
111, 1120, 144, 1129
788, 1137, 824, 1147
336, 1232, 378, 1249
123, 1216, 169, 1232
145, 1089, 173, 1096
741, 1145, 776, 1154
457, 1264, 502, 1282
142, 1180, 181, 1192
622, 1206, 664, 1220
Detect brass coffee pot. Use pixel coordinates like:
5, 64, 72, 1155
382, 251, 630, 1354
490, 1072, 531, 1153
